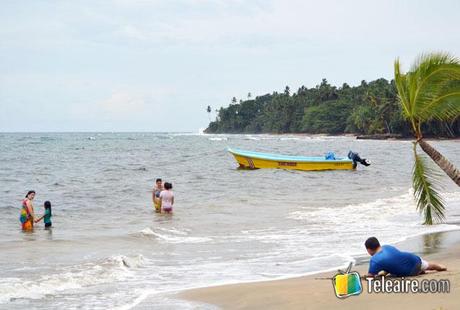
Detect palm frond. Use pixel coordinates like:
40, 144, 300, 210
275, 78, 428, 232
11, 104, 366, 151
402, 53, 460, 121
412, 148, 446, 225
394, 59, 412, 118
418, 80, 460, 121
395, 51, 460, 139
410, 52, 459, 75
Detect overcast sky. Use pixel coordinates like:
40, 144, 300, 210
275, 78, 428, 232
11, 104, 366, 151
1, 0, 460, 132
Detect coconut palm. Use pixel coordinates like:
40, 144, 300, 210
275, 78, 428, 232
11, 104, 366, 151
394, 52, 460, 224
206, 105, 212, 122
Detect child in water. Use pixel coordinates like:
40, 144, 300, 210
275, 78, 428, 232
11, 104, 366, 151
152, 178, 163, 213
35, 201, 52, 228
159, 182, 174, 213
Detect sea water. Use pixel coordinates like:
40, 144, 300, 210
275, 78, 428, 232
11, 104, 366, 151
0, 133, 459, 309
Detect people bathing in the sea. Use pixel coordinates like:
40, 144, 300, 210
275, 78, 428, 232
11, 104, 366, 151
20, 190, 36, 230
365, 237, 446, 277
152, 178, 163, 213
159, 182, 174, 213
35, 201, 52, 228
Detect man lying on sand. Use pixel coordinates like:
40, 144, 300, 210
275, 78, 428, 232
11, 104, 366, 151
365, 237, 446, 277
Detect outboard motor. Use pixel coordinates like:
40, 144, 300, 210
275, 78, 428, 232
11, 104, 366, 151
348, 151, 370, 169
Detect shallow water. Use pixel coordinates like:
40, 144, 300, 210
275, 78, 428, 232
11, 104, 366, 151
0, 133, 459, 309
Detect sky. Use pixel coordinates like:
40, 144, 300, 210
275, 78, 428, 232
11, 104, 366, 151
1, 0, 460, 132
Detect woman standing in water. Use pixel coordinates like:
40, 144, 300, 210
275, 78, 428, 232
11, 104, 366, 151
159, 182, 174, 214
20, 190, 36, 231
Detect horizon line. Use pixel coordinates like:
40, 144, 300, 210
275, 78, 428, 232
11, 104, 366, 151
0, 130, 200, 134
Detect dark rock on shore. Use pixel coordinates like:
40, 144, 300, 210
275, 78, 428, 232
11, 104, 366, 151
356, 133, 404, 140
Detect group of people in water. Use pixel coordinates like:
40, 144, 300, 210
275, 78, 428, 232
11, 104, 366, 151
19, 178, 173, 231
18, 184, 448, 277
152, 178, 174, 214
20, 190, 52, 231
19, 185, 448, 278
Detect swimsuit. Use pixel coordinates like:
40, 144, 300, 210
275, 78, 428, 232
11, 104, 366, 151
153, 187, 162, 212
44, 208, 52, 227
159, 190, 173, 212
20, 199, 33, 230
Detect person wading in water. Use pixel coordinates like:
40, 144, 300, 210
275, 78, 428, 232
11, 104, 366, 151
20, 190, 36, 231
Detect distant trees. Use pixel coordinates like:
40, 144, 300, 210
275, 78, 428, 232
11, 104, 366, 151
206, 78, 460, 137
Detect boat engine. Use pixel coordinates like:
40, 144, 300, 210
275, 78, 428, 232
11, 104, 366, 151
348, 151, 370, 169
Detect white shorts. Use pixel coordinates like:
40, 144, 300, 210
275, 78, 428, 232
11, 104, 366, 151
420, 259, 429, 271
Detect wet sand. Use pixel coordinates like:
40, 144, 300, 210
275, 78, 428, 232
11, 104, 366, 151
180, 230, 460, 310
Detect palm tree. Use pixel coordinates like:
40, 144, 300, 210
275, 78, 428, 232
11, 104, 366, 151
206, 105, 212, 122
284, 86, 290, 96
394, 52, 460, 224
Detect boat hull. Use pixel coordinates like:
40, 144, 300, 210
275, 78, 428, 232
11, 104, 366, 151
228, 148, 354, 171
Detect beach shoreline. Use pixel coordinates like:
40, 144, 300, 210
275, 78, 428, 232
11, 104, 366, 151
203, 132, 460, 141
178, 229, 460, 310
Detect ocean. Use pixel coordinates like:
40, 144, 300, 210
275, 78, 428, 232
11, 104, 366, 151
1, 132, 459, 309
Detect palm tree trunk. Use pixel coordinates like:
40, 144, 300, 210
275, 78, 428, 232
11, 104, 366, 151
418, 139, 460, 186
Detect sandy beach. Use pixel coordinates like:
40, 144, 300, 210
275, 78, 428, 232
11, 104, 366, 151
181, 231, 460, 310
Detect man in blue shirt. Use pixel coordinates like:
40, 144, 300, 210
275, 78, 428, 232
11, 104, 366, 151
365, 237, 446, 277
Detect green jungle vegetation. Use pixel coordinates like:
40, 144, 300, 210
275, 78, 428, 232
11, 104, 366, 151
205, 78, 460, 137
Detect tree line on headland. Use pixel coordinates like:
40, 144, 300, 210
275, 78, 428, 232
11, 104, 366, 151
206, 52, 460, 225
205, 78, 460, 137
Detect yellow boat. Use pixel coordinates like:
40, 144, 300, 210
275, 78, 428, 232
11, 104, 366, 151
228, 148, 356, 171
